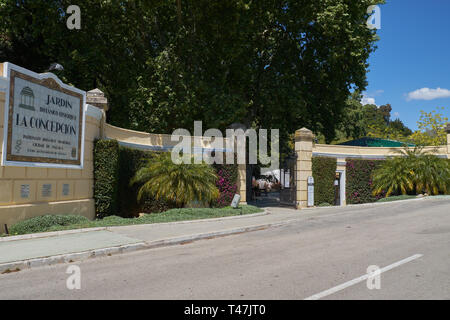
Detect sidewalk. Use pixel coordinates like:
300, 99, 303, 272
2, 196, 447, 273
0, 207, 301, 273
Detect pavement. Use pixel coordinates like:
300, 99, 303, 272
0, 196, 446, 273
0, 206, 303, 272
0, 196, 448, 299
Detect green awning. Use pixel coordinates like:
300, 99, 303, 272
338, 137, 415, 147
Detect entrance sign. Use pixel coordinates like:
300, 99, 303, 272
1, 62, 86, 168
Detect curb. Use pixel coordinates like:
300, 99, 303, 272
0, 227, 107, 242
0, 242, 147, 274
301, 196, 427, 211
106, 209, 269, 232
0, 210, 268, 243
0, 215, 292, 274
143, 219, 296, 249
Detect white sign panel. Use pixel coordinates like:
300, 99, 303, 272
307, 176, 314, 207
231, 194, 241, 208
2, 62, 85, 168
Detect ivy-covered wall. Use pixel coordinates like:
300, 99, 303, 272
312, 157, 337, 205
346, 159, 385, 204
94, 140, 238, 217
212, 163, 238, 207
93, 139, 120, 218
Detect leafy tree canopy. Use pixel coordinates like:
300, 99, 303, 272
0, 0, 382, 142
318, 91, 413, 144
409, 107, 448, 146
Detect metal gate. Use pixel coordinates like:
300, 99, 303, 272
279, 154, 297, 207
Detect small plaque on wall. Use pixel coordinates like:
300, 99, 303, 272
20, 184, 30, 198
62, 183, 70, 196
42, 184, 52, 197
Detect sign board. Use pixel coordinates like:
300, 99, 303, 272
1, 62, 86, 168
231, 194, 241, 208
307, 176, 314, 207
284, 170, 290, 188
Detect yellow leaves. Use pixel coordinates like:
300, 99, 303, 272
409, 107, 448, 146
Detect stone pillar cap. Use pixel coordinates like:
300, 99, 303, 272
295, 127, 314, 140
86, 88, 109, 111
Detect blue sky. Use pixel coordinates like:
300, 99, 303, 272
363, 0, 450, 130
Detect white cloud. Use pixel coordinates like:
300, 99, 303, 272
361, 96, 376, 105
392, 112, 400, 118
406, 87, 450, 101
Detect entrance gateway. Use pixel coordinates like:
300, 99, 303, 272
279, 153, 297, 207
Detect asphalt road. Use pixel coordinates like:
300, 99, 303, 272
0, 198, 449, 300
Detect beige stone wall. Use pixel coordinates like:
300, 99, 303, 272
0, 97, 247, 232
0, 91, 101, 232
104, 123, 247, 204
313, 144, 448, 159
293, 128, 450, 209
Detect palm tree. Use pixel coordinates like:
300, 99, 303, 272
130, 152, 220, 208
372, 146, 450, 197
413, 154, 449, 195
371, 156, 414, 196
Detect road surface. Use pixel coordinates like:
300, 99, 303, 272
0, 198, 449, 299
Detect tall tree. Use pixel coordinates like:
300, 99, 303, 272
0, 0, 383, 142
409, 107, 448, 146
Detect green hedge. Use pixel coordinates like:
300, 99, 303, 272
94, 139, 237, 217
312, 157, 337, 205
346, 159, 385, 204
94, 139, 120, 218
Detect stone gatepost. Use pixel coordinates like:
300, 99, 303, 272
295, 128, 313, 209
86, 88, 107, 138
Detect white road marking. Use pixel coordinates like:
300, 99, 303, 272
304, 254, 423, 300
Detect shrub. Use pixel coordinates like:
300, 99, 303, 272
312, 157, 337, 205
212, 163, 238, 207
9, 215, 89, 235
372, 147, 450, 196
131, 152, 220, 207
346, 159, 385, 204
376, 195, 416, 202
318, 202, 332, 207
94, 139, 120, 218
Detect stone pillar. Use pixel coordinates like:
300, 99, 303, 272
86, 88, 108, 138
446, 123, 450, 158
238, 164, 247, 205
295, 128, 313, 209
